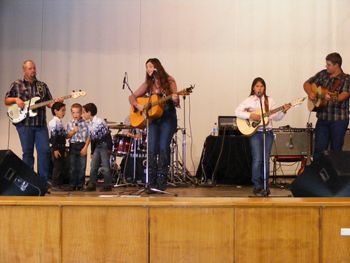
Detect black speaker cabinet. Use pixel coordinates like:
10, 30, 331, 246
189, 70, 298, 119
290, 151, 350, 197
342, 129, 350, 151
0, 150, 47, 196
271, 128, 312, 156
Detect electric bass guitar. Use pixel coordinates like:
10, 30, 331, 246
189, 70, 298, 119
130, 86, 194, 128
7, 90, 86, 124
237, 97, 306, 136
307, 83, 338, 111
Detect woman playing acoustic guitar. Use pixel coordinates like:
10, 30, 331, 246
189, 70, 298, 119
129, 58, 179, 191
235, 77, 291, 196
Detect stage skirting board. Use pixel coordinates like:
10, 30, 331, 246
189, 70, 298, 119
1, 197, 350, 263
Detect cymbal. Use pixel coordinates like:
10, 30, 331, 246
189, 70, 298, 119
105, 120, 118, 124
107, 124, 133, 129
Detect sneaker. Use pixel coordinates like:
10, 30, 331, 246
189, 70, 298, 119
157, 174, 168, 191
253, 187, 264, 197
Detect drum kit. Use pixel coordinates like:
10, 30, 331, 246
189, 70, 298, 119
106, 121, 147, 186
106, 120, 194, 188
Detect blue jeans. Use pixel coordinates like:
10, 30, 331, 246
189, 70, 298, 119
313, 119, 349, 160
69, 143, 87, 187
249, 130, 274, 189
15, 124, 50, 182
148, 107, 177, 183
89, 142, 111, 186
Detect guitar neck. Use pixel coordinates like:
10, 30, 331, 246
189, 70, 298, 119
30, 94, 72, 110
263, 105, 284, 118
149, 90, 185, 107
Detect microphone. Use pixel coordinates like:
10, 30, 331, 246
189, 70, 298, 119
122, 72, 127, 89
151, 69, 157, 83
288, 134, 294, 149
256, 91, 262, 97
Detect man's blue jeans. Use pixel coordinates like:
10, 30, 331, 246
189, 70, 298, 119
313, 119, 349, 160
15, 124, 50, 182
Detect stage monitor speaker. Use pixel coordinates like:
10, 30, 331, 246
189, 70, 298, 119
271, 128, 312, 156
290, 151, 350, 197
0, 150, 47, 196
341, 129, 350, 151
218, 116, 241, 136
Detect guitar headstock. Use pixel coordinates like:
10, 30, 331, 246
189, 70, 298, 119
290, 97, 306, 107
178, 85, 195, 96
71, 90, 87, 99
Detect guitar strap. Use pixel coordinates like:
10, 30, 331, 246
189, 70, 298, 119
264, 95, 269, 112
329, 78, 341, 92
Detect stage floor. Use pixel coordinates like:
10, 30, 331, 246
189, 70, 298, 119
47, 182, 293, 198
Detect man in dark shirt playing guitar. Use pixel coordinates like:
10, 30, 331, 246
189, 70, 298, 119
304, 52, 350, 160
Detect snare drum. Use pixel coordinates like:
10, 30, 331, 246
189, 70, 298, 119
112, 134, 131, 156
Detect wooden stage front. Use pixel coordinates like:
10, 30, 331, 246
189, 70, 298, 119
1, 185, 350, 263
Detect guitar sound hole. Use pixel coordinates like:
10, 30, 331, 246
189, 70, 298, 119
252, 121, 260, 128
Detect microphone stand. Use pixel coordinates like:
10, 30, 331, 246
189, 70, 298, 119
258, 94, 269, 197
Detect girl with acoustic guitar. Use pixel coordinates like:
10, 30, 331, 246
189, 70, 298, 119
235, 77, 291, 196
129, 58, 179, 191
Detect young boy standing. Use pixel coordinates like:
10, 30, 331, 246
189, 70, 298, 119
48, 102, 67, 190
66, 103, 90, 191
82, 103, 113, 191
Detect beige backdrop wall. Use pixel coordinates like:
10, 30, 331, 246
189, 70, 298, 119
1, 0, 350, 175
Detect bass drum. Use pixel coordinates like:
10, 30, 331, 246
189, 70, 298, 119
112, 134, 131, 156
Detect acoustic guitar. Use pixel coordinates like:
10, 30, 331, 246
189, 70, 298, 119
307, 83, 338, 111
130, 86, 194, 128
237, 97, 306, 136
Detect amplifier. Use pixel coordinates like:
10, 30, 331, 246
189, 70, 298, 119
270, 128, 312, 156
218, 116, 241, 136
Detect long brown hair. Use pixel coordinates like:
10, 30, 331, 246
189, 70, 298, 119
145, 58, 171, 95
249, 77, 269, 112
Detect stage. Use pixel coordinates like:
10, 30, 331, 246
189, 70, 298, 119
1, 184, 350, 263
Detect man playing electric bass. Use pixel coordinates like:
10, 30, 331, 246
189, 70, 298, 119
4, 60, 64, 185
303, 52, 350, 160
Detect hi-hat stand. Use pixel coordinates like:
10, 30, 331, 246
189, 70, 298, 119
168, 127, 195, 185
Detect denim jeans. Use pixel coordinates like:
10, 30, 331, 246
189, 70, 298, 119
15, 124, 50, 182
89, 142, 111, 186
249, 130, 274, 189
69, 142, 87, 187
313, 119, 349, 160
147, 107, 177, 184
51, 147, 66, 186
